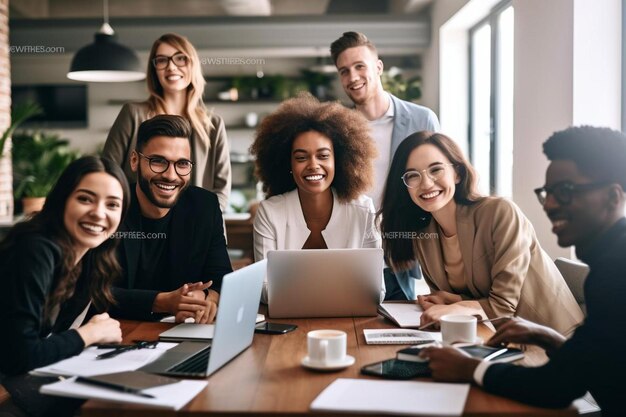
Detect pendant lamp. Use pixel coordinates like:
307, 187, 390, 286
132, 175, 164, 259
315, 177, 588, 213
67, 0, 145, 82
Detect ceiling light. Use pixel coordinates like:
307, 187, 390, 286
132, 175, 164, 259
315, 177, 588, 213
67, 0, 144, 83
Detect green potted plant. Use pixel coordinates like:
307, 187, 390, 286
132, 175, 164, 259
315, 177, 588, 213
12, 130, 80, 214
0, 102, 42, 220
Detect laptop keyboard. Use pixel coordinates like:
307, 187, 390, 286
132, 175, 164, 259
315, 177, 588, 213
166, 346, 211, 374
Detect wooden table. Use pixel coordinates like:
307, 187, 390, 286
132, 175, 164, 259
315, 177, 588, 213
81, 316, 576, 417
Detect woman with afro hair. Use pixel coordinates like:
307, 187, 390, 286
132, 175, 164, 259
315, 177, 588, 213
250, 93, 381, 302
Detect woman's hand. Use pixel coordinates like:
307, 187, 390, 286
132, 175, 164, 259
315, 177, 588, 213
418, 291, 462, 306
77, 313, 122, 346
418, 301, 483, 327
487, 317, 566, 354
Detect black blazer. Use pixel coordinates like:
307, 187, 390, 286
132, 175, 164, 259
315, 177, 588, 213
483, 218, 626, 416
0, 234, 85, 377
111, 186, 232, 320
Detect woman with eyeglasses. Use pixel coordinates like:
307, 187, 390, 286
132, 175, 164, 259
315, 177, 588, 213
380, 131, 583, 335
104, 33, 230, 212
250, 93, 382, 302
0, 156, 130, 417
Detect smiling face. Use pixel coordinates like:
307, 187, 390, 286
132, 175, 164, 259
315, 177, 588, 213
130, 136, 191, 217
543, 160, 614, 248
404, 144, 458, 214
64, 172, 124, 258
291, 131, 335, 196
335, 46, 383, 106
154, 42, 191, 95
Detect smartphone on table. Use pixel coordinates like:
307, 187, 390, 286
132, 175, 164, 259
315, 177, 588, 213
254, 322, 297, 334
361, 359, 430, 380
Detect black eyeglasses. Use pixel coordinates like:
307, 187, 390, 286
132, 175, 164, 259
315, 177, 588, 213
152, 52, 189, 70
137, 152, 193, 176
534, 181, 611, 205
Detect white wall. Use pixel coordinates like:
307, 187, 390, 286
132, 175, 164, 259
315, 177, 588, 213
426, 0, 623, 259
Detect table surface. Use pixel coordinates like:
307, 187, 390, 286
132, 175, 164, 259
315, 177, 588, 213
81, 315, 577, 417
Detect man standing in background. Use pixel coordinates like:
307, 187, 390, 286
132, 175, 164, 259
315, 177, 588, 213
331, 31, 440, 300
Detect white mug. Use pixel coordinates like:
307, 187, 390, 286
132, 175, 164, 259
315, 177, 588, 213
440, 314, 477, 345
245, 112, 258, 127
307, 330, 347, 366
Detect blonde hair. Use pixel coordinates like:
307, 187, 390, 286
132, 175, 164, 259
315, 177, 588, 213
146, 33, 212, 146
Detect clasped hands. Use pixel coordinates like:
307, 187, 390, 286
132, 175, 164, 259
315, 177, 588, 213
154, 280, 219, 324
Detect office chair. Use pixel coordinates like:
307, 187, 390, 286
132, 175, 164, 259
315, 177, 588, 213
554, 257, 589, 315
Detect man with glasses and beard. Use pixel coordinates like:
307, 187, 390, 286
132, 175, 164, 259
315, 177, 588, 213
419, 126, 626, 416
110, 115, 231, 323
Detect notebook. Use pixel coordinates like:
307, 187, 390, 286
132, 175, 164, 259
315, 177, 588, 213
267, 248, 383, 318
140, 260, 266, 377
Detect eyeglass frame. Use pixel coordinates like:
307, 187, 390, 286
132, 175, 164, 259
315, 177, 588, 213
401, 163, 455, 188
151, 52, 189, 70
136, 151, 194, 176
533, 180, 611, 206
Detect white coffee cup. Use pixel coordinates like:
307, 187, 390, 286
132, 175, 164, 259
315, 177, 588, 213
245, 112, 258, 127
307, 330, 347, 366
440, 314, 477, 345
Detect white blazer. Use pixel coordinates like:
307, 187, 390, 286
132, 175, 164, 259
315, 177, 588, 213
253, 189, 384, 302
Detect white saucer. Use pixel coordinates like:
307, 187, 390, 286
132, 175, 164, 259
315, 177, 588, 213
301, 355, 355, 371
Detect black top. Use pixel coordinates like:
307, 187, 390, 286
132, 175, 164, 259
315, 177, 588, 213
483, 218, 626, 416
110, 185, 233, 320
0, 234, 85, 378
135, 212, 171, 291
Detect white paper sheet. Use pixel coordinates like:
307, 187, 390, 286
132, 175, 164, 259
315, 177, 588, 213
31, 342, 178, 377
378, 302, 424, 327
40, 377, 207, 411
311, 378, 470, 416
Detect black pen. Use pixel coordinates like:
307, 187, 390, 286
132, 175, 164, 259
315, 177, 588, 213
75, 377, 155, 399
96, 345, 136, 360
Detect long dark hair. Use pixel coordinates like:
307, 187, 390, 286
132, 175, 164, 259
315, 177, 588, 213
0, 156, 130, 324
378, 131, 482, 271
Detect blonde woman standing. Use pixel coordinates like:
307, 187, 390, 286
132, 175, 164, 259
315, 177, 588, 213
104, 33, 231, 211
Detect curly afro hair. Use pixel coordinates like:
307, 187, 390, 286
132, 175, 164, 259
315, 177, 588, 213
543, 126, 626, 191
250, 93, 376, 202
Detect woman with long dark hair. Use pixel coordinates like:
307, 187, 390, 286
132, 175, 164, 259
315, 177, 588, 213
0, 156, 130, 417
379, 132, 583, 335
104, 32, 230, 212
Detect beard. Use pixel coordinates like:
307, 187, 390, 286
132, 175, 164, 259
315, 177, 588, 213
137, 165, 189, 209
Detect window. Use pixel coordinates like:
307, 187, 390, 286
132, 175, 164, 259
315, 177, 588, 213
469, 3, 514, 197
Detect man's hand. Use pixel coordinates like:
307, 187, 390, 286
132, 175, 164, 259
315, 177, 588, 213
153, 281, 212, 318
486, 317, 566, 354
175, 289, 220, 324
421, 345, 481, 382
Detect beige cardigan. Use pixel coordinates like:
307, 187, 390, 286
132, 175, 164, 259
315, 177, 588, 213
415, 197, 583, 336
103, 102, 231, 212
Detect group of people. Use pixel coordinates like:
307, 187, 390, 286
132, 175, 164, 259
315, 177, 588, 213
0, 30, 624, 417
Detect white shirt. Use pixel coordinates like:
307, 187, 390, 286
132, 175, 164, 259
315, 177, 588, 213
253, 189, 383, 302
367, 95, 395, 210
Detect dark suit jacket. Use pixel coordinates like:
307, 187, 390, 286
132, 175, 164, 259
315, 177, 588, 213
483, 218, 626, 416
111, 186, 232, 320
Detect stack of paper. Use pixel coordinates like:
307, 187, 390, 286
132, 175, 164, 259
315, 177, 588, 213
311, 378, 470, 416
31, 342, 178, 377
363, 328, 442, 345
41, 377, 207, 411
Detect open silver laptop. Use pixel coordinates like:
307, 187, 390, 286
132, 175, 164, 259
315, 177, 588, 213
140, 260, 266, 377
267, 248, 383, 318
